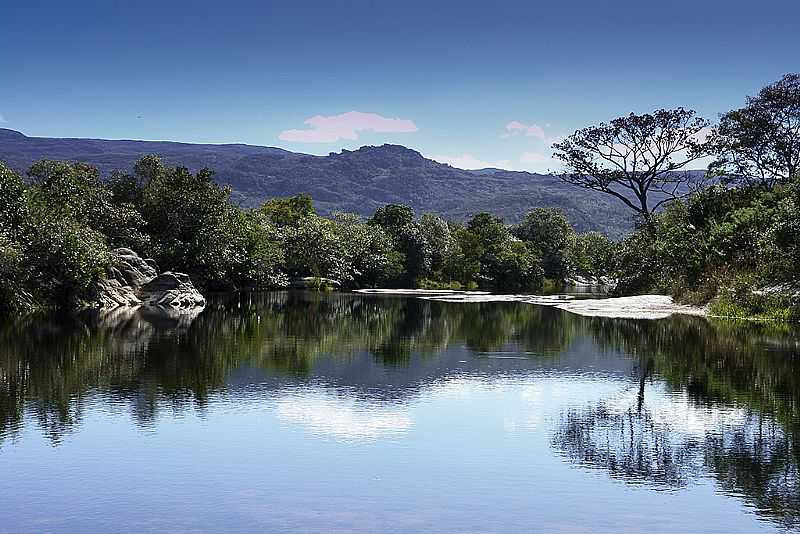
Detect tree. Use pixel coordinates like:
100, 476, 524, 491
489, 241, 544, 292
553, 108, 710, 221
369, 204, 431, 284
564, 232, 618, 280
466, 212, 509, 257
282, 214, 349, 281
0, 164, 32, 312
259, 194, 315, 227
710, 73, 800, 188
140, 160, 244, 289
445, 227, 481, 285
28, 160, 149, 250
368, 204, 415, 233
418, 213, 456, 274
513, 208, 574, 279
332, 212, 405, 287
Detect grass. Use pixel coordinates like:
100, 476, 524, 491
708, 296, 797, 323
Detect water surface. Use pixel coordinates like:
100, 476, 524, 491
1, 292, 799, 533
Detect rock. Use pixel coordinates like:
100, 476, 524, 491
565, 275, 617, 288
112, 248, 158, 288
90, 250, 205, 311
140, 271, 206, 308
753, 283, 800, 300
91, 278, 142, 308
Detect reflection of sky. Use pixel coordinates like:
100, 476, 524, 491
1, 365, 785, 533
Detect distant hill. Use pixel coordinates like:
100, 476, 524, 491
0, 128, 633, 235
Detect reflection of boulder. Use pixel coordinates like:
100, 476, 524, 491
91, 249, 205, 310
85, 300, 204, 340
138, 304, 204, 330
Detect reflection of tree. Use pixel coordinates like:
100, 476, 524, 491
0, 292, 576, 442
554, 314, 800, 529
6, 292, 800, 529
706, 417, 800, 529
555, 400, 702, 487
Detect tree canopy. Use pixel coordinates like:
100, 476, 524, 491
710, 73, 800, 187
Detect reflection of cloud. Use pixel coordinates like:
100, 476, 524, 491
607, 386, 748, 436
276, 393, 412, 442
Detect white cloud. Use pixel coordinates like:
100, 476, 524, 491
503, 120, 562, 146
279, 111, 417, 143
430, 153, 513, 170
505, 120, 546, 140
0, 114, 6, 124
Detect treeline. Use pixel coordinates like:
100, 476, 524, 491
0, 154, 615, 313
1, 73, 798, 319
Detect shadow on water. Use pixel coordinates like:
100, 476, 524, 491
1, 291, 800, 528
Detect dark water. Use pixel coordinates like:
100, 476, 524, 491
2, 292, 800, 533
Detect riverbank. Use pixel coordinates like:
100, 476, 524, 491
353, 289, 707, 320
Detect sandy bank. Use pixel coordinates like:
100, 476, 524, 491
354, 289, 706, 320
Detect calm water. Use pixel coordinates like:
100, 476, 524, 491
2, 292, 800, 533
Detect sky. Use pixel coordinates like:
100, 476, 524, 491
2, 0, 798, 172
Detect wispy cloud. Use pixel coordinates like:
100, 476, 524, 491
504, 120, 545, 140
0, 114, 7, 124
503, 120, 560, 145
430, 152, 512, 170
279, 111, 417, 143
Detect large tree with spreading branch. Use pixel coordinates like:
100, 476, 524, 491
552, 108, 710, 221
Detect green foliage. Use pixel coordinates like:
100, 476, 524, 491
259, 194, 316, 227
23, 210, 111, 307
710, 73, 800, 188
28, 160, 149, 251
331, 212, 405, 287
140, 163, 257, 290
461, 213, 545, 291
488, 240, 545, 292
368, 204, 415, 232
514, 208, 574, 279
281, 214, 349, 281
565, 232, 618, 280
369, 204, 432, 284
611, 178, 800, 320
227, 210, 287, 289
0, 161, 115, 310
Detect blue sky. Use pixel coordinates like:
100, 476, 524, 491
2, 0, 798, 171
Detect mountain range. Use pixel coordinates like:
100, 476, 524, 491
0, 128, 632, 235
